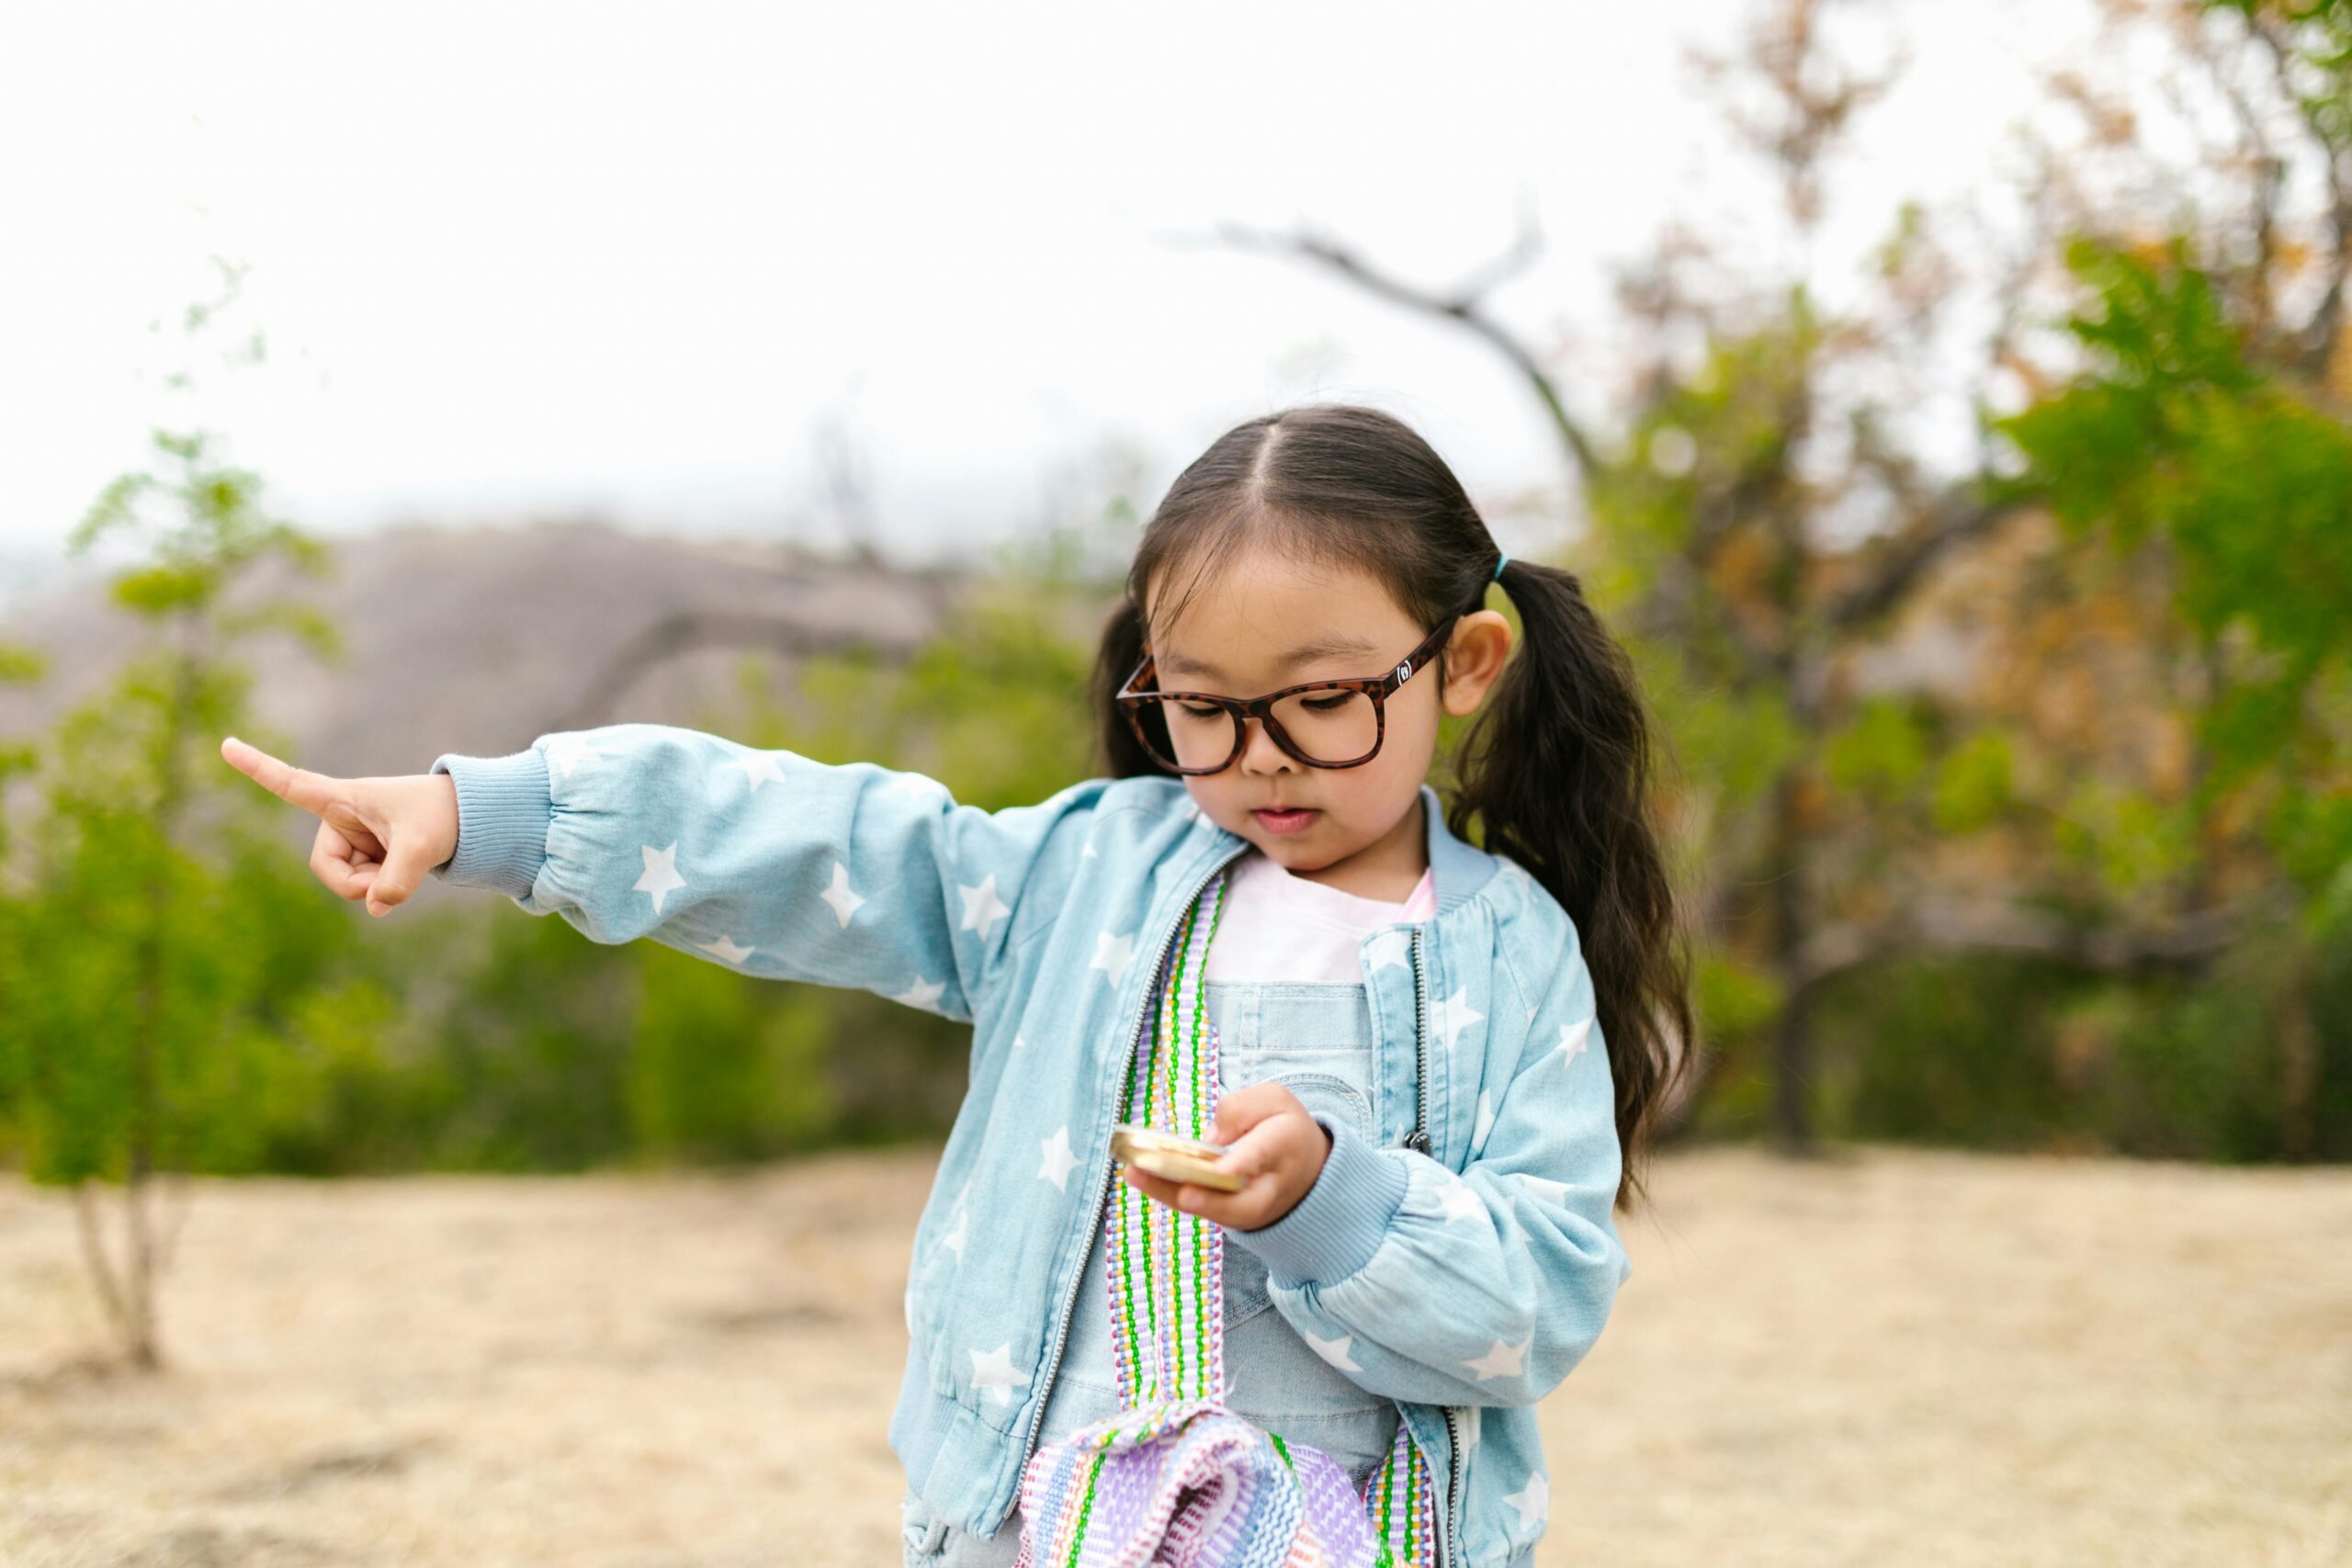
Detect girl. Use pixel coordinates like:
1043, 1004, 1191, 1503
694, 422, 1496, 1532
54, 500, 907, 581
220, 402, 1693, 1568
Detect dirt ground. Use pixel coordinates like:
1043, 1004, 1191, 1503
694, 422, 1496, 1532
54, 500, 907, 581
2, 1142, 2346, 1568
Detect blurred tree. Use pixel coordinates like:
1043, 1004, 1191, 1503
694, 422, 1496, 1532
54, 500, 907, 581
1215, 0, 2329, 1156
0, 644, 43, 874
0, 641, 47, 1221
1986, 0, 2352, 1157
0, 258, 346, 1367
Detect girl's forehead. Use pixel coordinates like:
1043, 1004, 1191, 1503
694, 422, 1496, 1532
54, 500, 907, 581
1144, 555, 1419, 679
1145, 549, 1404, 631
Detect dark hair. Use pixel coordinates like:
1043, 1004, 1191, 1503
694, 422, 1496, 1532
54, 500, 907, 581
1090, 403, 1694, 1213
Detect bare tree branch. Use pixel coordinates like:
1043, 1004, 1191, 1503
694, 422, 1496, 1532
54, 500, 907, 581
558, 611, 936, 732
1204, 217, 1603, 482
2238, 9, 2352, 377
1823, 494, 2029, 633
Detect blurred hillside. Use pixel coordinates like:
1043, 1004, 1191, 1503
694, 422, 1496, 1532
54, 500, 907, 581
0, 517, 989, 905
0, 507, 2001, 783
0, 517, 958, 780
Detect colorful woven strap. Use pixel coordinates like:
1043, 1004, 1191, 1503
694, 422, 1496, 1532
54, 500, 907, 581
1014, 871, 1441, 1568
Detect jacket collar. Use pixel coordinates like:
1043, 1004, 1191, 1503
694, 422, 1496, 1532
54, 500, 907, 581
1418, 783, 1501, 912
1189, 782, 1498, 913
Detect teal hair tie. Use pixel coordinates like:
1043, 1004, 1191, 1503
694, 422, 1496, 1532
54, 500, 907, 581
1492, 552, 1510, 582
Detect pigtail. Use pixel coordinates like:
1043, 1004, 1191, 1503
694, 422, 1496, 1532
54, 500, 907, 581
1452, 557, 1696, 1214
1092, 594, 1167, 778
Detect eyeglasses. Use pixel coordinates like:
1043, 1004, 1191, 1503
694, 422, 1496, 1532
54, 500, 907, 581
1114, 612, 1464, 774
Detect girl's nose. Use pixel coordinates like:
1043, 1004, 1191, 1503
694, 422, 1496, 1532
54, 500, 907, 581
1238, 715, 1294, 772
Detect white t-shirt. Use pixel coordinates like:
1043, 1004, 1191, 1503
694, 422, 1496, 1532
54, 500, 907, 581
1203, 848, 1436, 985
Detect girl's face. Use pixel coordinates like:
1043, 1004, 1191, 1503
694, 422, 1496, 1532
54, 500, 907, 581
1143, 547, 1510, 876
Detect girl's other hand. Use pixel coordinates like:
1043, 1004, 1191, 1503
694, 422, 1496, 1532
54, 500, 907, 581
218, 736, 460, 918
1119, 1081, 1331, 1231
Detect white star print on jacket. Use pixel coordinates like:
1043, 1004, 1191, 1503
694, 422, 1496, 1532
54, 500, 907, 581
1500, 1470, 1548, 1534
967, 1342, 1030, 1408
1088, 929, 1134, 987
819, 862, 865, 928
695, 933, 753, 966
1431, 987, 1486, 1053
633, 842, 685, 915
421, 722, 1634, 1568
957, 874, 1010, 942
1035, 1125, 1080, 1191
545, 735, 603, 779
722, 751, 787, 793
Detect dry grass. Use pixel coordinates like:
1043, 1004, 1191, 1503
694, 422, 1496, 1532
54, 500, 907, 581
2, 1142, 2346, 1567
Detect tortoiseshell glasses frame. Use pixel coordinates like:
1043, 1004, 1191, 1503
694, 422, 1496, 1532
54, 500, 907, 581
1114, 610, 1465, 774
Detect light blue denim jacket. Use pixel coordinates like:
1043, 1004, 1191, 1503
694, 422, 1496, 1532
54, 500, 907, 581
428, 722, 1633, 1568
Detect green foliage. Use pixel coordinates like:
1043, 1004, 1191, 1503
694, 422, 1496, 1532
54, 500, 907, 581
1677, 948, 1787, 1140
1802, 919, 2352, 1160
2272, 741, 2352, 897
6, 519, 337, 1189
0, 259, 365, 1362
6, 746, 328, 1190
1818, 699, 2016, 835
1824, 694, 1935, 805
1583, 316, 1815, 645
422, 907, 641, 1170
1581, 189, 2347, 1162
1998, 239, 2352, 832
0, 643, 42, 863
2047, 773, 2203, 899
1830, 954, 2080, 1150
2101, 978, 2299, 1162
1928, 729, 2015, 836
2091, 919, 2352, 1163
628, 946, 835, 1163
1623, 635, 1805, 815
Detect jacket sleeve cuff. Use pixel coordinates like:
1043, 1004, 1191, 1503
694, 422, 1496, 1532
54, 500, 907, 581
1226, 1112, 1408, 1286
426, 746, 551, 898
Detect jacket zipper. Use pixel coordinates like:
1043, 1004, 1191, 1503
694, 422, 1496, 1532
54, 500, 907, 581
1012, 840, 1250, 1500
1402, 923, 1463, 1568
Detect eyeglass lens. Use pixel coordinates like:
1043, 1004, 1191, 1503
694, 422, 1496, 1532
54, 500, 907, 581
1136, 687, 1378, 770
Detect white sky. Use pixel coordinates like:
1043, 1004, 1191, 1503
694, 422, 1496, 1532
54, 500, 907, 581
0, 0, 2100, 606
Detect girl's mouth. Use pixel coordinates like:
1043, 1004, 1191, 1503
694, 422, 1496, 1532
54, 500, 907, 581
1252, 807, 1319, 835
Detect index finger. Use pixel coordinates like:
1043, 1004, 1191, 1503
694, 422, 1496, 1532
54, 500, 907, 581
220, 736, 342, 817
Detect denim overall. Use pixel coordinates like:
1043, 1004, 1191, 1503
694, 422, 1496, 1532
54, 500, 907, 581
899, 978, 1402, 1565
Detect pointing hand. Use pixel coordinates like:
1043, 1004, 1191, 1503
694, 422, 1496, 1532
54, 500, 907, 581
219, 737, 460, 918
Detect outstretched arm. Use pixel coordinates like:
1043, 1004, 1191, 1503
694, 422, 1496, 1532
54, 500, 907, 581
427, 723, 1102, 1021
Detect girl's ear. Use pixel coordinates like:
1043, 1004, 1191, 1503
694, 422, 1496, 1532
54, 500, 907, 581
1440, 611, 1513, 716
